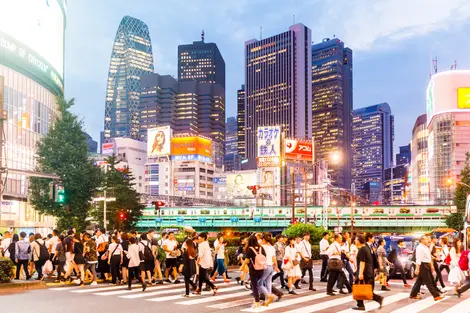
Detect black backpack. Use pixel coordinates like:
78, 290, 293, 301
36, 241, 49, 262
8, 242, 15, 260
140, 242, 153, 261
387, 248, 398, 263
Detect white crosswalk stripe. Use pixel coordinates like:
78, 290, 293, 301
46, 281, 470, 312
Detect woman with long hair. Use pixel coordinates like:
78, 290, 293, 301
181, 238, 197, 297
120, 233, 130, 284
242, 235, 270, 309
377, 238, 391, 291
284, 237, 301, 295
72, 233, 86, 286
259, 234, 279, 301
108, 235, 123, 285
448, 237, 465, 294
211, 235, 229, 283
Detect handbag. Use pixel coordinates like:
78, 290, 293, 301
281, 258, 293, 271
300, 258, 313, 270
352, 280, 373, 300
327, 244, 344, 271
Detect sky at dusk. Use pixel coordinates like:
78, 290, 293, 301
64, 0, 470, 152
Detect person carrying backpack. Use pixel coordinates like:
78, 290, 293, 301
241, 234, 268, 309
31, 233, 48, 280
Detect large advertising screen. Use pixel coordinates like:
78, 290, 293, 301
285, 139, 314, 161
427, 71, 470, 126
147, 126, 171, 157
171, 136, 212, 163
0, 0, 66, 95
226, 172, 257, 199
257, 126, 281, 167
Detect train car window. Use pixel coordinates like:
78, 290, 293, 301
426, 208, 439, 213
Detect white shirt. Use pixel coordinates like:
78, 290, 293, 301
127, 244, 141, 267
298, 239, 312, 259
216, 242, 225, 259
327, 241, 342, 260
95, 234, 106, 246
48, 236, 59, 254
449, 247, 461, 266
441, 245, 449, 261
262, 244, 276, 266
342, 241, 350, 254
415, 243, 432, 265
319, 238, 329, 255
198, 241, 213, 269
108, 243, 122, 255
1, 238, 11, 257
285, 245, 300, 262
162, 239, 178, 259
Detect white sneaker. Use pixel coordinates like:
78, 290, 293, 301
90, 281, 98, 286
73, 279, 81, 285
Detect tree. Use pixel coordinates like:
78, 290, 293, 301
453, 152, 470, 214
29, 97, 102, 231
92, 155, 144, 231
282, 223, 325, 244
445, 212, 464, 231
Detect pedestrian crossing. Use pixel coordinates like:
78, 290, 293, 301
46, 279, 470, 312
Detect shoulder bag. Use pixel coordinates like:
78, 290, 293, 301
327, 243, 344, 271
352, 280, 373, 300
300, 241, 313, 270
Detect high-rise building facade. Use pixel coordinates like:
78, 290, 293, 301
224, 117, 239, 171
0, 0, 67, 232
396, 144, 411, 165
352, 103, 394, 197
178, 35, 226, 88
139, 73, 225, 166
311, 38, 353, 188
83, 132, 98, 153
103, 16, 154, 142
427, 71, 470, 205
411, 114, 429, 204
237, 85, 246, 160
245, 24, 312, 168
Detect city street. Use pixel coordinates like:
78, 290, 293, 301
2, 274, 468, 313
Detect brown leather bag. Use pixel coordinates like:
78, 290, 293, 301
352, 280, 373, 300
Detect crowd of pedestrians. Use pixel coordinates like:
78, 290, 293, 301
0, 228, 466, 310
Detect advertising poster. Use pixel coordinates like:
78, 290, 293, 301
285, 139, 313, 161
226, 172, 257, 199
257, 126, 281, 167
147, 126, 171, 157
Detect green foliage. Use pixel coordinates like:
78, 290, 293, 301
92, 155, 144, 231
29, 97, 102, 231
226, 246, 239, 266
282, 223, 325, 244
311, 245, 320, 260
445, 213, 465, 231
454, 152, 470, 214
208, 237, 241, 248
0, 257, 14, 283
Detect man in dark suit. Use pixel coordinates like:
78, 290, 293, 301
352, 233, 383, 311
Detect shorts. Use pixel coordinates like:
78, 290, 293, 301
140, 260, 154, 272
166, 258, 177, 269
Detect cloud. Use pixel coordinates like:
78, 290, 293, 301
312, 0, 470, 51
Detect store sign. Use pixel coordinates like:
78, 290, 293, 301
171, 136, 212, 163
213, 177, 227, 184
458, 87, 470, 109
101, 142, 115, 155
0, 200, 19, 220
285, 139, 314, 161
171, 154, 211, 163
257, 126, 281, 167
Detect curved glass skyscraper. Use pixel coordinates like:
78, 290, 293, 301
104, 16, 154, 141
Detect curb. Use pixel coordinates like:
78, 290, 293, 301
0, 281, 46, 294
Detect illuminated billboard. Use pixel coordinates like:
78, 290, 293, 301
426, 70, 470, 126
226, 172, 257, 199
285, 139, 314, 161
0, 0, 66, 95
171, 136, 212, 163
147, 126, 171, 157
257, 126, 281, 167
259, 168, 281, 203
102, 142, 115, 155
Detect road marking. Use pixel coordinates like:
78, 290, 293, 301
177, 291, 249, 305
93, 283, 184, 296
241, 293, 329, 312
146, 285, 244, 303
389, 295, 449, 313
120, 281, 237, 299
441, 297, 470, 313
70, 285, 130, 293
336, 293, 410, 313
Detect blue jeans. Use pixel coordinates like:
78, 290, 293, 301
259, 265, 274, 296
216, 258, 226, 275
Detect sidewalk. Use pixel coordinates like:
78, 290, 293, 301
0, 280, 46, 294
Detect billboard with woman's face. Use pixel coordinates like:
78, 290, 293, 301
147, 126, 171, 156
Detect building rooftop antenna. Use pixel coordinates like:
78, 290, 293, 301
201, 29, 205, 42
260, 26, 262, 40
293, 14, 295, 24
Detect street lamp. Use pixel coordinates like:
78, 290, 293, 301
447, 178, 470, 189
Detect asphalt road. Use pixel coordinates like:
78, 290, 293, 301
1, 271, 468, 313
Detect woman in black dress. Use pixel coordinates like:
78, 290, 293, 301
72, 233, 86, 286
181, 238, 197, 297
121, 233, 130, 284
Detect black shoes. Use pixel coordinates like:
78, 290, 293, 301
381, 286, 390, 291
327, 292, 336, 296
352, 306, 365, 311
309, 287, 317, 291
288, 290, 297, 295
301, 279, 308, 284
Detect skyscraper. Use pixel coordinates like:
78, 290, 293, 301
237, 85, 246, 160
311, 38, 353, 188
411, 114, 429, 204
245, 24, 312, 168
178, 32, 226, 88
396, 144, 411, 165
352, 103, 394, 200
103, 16, 154, 142
139, 73, 225, 166
224, 117, 239, 171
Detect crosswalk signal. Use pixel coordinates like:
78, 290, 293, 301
56, 186, 65, 204
247, 185, 261, 195
119, 212, 126, 220
153, 201, 165, 210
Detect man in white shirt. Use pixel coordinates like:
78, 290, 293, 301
299, 233, 316, 291
342, 232, 354, 285
1, 231, 11, 258
196, 232, 217, 294
319, 232, 330, 282
326, 233, 343, 295
409, 236, 443, 301
162, 232, 180, 283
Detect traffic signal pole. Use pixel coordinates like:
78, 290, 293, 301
291, 167, 295, 224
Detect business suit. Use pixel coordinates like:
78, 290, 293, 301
354, 244, 383, 309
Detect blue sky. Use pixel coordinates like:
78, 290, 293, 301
64, 0, 470, 152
